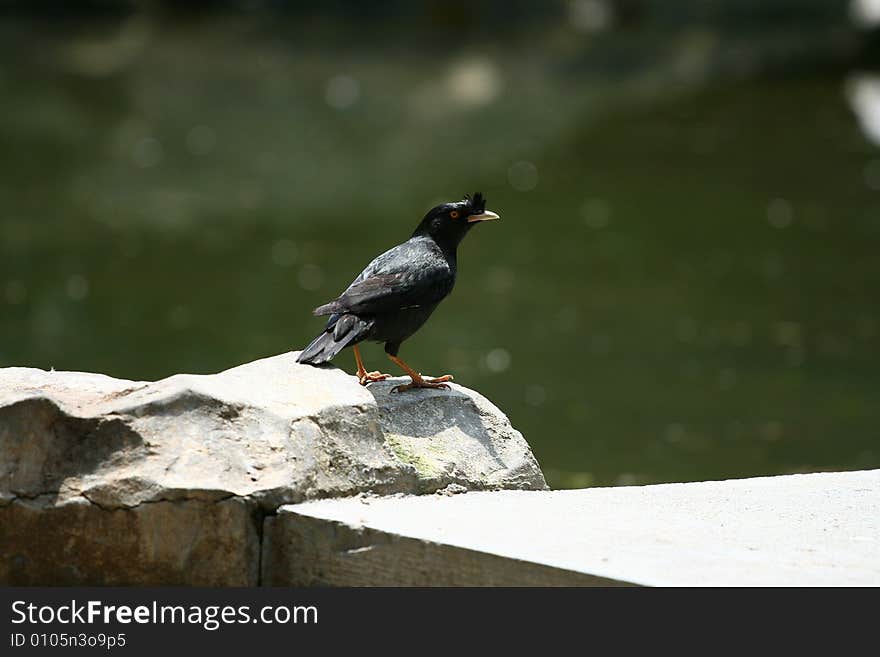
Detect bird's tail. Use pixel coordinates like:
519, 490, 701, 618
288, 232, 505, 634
296, 313, 372, 365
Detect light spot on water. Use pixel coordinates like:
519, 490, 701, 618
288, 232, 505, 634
121, 234, 142, 259
168, 305, 191, 330
448, 57, 501, 107
5, 280, 26, 304
762, 253, 785, 280
785, 347, 805, 368
580, 198, 611, 229
819, 333, 850, 358
673, 30, 717, 83
568, 402, 590, 422
561, 471, 595, 488
675, 316, 698, 342
691, 124, 718, 154
484, 266, 515, 294
271, 239, 299, 267
568, 0, 613, 33
298, 264, 324, 291
186, 125, 217, 156
616, 473, 640, 486
729, 320, 752, 346
485, 348, 511, 373
590, 333, 612, 356
717, 368, 737, 390
845, 73, 880, 146
525, 384, 547, 406
863, 160, 880, 191
556, 306, 579, 332
680, 360, 702, 380
773, 321, 802, 348
766, 198, 793, 229
856, 316, 876, 339
726, 421, 745, 440
761, 421, 783, 442
238, 180, 264, 210
852, 0, 880, 31
66, 274, 89, 301
325, 75, 360, 110
508, 161, 538, 192
665, 423, 686, 443
132, 137, 163, 168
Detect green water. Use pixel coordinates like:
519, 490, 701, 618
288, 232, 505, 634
2, 12, 878, 487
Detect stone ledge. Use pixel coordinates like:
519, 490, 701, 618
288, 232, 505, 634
263, 470, 880, 586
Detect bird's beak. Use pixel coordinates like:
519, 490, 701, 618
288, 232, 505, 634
467, 210, 500, 223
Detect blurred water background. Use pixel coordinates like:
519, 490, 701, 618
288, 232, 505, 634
2, 1, 880, 488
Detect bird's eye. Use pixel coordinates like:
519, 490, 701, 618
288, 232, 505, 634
449, 210, 460, 219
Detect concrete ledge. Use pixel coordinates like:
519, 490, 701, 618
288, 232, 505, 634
263, 470, 880, 586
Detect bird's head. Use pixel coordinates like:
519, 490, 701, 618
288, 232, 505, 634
412, 192, 500, 249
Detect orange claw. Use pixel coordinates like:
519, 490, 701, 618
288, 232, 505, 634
353, 345, 391, 386
359, 371, 392, 386
387, 354, 454, 393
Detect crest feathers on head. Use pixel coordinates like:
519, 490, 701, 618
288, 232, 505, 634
464, 192, 486, 214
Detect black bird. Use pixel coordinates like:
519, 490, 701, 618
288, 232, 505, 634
296, 192, 500, 392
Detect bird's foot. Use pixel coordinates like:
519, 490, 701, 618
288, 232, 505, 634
391, 374, 454, 393
357, 370, 392, 386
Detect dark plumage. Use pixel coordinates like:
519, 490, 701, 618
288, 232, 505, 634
297, 192, 500, 391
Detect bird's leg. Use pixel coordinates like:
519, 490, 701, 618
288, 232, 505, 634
388, 355, 454, 393
353, 345, 391, 386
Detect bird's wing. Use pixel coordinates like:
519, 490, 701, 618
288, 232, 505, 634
313, 240, 453, 316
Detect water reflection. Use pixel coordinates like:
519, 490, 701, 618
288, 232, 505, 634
2, 4, 879, 488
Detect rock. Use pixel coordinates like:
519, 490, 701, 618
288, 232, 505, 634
0, 352, 546, 584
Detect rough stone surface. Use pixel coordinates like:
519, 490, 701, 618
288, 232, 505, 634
0, 352, 545, 584
0, 497, 258, 586
264, 470, 880, 586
